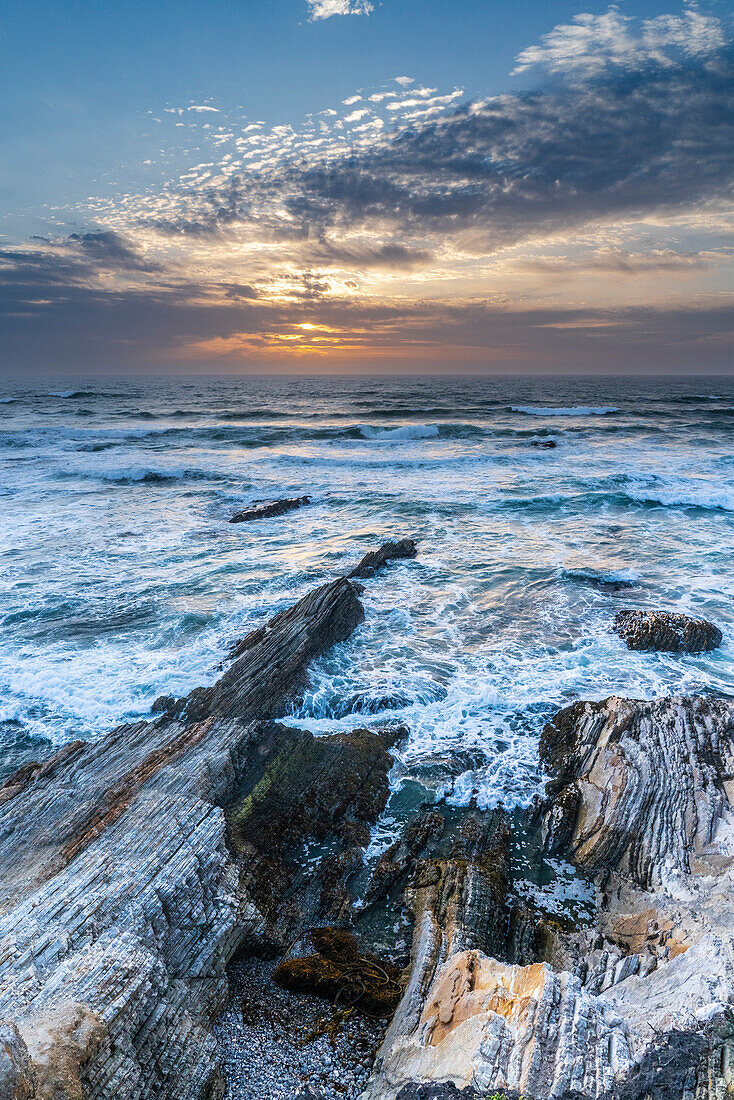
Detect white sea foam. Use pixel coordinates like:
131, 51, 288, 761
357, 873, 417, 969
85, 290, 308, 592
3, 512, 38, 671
2, 375, 733, 814
625, 481, 734, 512
359, 423, 441, 440
511, 405, 620, 416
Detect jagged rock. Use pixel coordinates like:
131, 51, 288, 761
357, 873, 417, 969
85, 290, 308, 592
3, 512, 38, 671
0, 549, 410, 1100
156, 577, 364, 721
364, 809, 511, 1098
348, 539, 417, 579
540, 694, 734, 885
226, 722, 404, 945
229, 496, 310, 523
530, 439, 556, 449
366, 694, 734, 1100
613, 609, 722, 652
360, 810, 445, 910
0, 1023, 36, 1099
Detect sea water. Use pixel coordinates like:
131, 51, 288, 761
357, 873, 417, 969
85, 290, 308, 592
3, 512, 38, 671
1, 374, 732, 814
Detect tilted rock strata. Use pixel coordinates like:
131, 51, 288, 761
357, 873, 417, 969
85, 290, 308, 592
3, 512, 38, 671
229, 495, 310, 523
366, 695, 734, 1099
613, 609, 722, 652
0, 547, 411, 1100
348, 538, 418, 579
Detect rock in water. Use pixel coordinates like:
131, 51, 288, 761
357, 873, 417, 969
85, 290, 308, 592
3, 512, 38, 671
348, 539, 418, 579
0, 547, 413, 1100
613, 608, 722, 652
229, 495, 310, 523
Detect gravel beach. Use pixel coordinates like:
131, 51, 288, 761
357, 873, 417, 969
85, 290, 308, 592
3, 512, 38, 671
215, 958, 388, 1100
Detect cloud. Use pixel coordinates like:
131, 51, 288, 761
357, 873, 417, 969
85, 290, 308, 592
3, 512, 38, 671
3, 6, 734, 373
306, 0, 373, 20
513, 4, 725, 76
394, 76, 414, 85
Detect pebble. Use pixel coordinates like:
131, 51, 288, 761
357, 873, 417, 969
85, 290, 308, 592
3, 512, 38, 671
214, 958, 387, 1100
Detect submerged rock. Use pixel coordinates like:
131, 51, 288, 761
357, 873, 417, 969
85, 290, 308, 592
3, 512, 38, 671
229, 495, 310, 523
348, 538, 417, 579
613, 608, 722, 652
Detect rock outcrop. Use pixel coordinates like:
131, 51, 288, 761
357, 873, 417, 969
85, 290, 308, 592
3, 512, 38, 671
0, 543, 412, 1100
613, 609, 722, 652
348, 539, 418, 579
229, 496, 310, 523
367, 694, 734, 1100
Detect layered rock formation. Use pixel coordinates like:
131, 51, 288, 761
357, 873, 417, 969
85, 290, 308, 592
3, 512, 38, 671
0, 546, 413, 1100
3, 528, 734, 1100
612, 609, 722, 652
229, 496, 310, 523
368, 694, 734, 1100
348, 539, 418, 580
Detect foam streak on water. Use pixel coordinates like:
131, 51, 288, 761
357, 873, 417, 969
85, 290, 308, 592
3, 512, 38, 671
1, 375, 733, 807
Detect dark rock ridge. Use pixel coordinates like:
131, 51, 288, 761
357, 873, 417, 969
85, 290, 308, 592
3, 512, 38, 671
613, 608, 722, 652
229, 495, 310, 523
348, 538, 417, 579
0, 541, 414, 1100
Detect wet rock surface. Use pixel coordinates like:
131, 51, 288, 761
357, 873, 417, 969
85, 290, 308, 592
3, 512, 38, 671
613, 608, 722, 652
225, 722, 404, 946
348, 538, 417, 579
3, 531, 734, 1100
0, 543, 411, 1100
229, 496, 310, 523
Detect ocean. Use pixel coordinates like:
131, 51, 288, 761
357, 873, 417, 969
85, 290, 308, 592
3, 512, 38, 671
1, 374, 733, 818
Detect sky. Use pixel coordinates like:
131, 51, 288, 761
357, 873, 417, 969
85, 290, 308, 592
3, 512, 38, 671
1, 0, 733, 375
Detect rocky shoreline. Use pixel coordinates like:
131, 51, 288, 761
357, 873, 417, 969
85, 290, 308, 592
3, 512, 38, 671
1, 539, 732, 1100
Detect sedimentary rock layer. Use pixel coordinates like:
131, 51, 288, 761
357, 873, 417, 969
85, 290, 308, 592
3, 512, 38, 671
229, 496, 310, 523
0, 546, 412, 1100
368, 694, 734, 1100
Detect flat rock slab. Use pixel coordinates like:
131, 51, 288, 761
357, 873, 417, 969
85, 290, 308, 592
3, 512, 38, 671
613, 609, 722, 652
229, 496, 310, 523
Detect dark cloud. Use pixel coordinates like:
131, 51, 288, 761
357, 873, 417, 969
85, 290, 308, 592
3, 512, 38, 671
283, 56, 734, 247
66, 231, 160, 272
141, 51, 734, 255
2, 46, 734, 372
